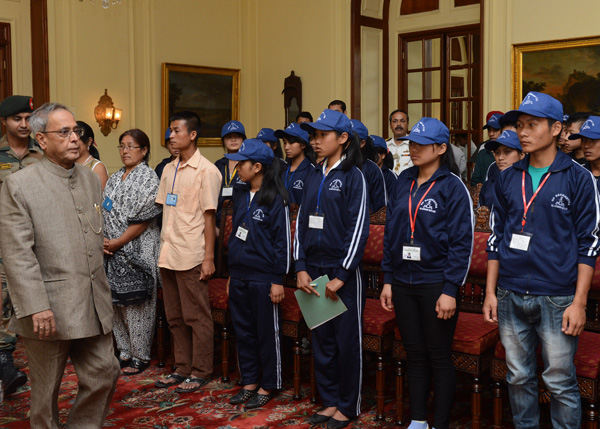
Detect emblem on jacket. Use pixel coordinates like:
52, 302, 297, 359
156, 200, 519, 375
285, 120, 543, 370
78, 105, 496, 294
329, 179, 343, 192
550, 194, 570, 211
293, 179, 304, 190
252, 208, 265, 221
419, 198, 438, 213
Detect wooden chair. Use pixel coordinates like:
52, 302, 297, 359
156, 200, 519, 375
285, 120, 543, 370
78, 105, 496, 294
361, 207, 397, 420
207, 200, 234, 381
280, 204, 310, 400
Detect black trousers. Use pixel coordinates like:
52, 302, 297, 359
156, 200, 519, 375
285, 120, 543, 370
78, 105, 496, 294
392, 282, 458, 429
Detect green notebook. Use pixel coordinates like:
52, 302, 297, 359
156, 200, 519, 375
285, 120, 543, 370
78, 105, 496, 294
294, 275, 348, 330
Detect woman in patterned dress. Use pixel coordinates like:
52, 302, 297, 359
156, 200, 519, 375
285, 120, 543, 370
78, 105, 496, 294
102, 129, 162, 375
75, 120, 109, 190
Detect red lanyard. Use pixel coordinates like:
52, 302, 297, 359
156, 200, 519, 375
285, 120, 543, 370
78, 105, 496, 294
521, 170, 551, 231
408, 180, 436, 243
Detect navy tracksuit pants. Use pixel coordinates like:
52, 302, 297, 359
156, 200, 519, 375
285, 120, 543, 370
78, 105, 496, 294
229, 277, 282, 390
306, 264, 365, 417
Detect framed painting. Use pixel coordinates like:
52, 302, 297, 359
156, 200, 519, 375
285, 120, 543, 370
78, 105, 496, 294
161, 63, 240, 146
512, 36, 600, 112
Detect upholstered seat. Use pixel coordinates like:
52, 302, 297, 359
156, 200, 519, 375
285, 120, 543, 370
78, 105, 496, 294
208, 278, 228, 312
363, 298, 396, 337
280, 288, 302, 322
453, 312, 499, 355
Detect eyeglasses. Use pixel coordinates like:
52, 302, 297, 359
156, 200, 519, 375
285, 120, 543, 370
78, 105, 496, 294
117, 145, 141, 151
40, 127, 84, 139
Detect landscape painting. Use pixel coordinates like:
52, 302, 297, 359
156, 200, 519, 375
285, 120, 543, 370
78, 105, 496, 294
161, 63, 240, 146
513, 37, 600, 113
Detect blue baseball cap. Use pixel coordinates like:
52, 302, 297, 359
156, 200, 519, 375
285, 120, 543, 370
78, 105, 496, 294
371, 135, 388, 151
485, 130, 522, 151
398, 117, 449, 145
274, 122, 309, 143
483, 112, 503, 130
256, 128, 277, 142
164, 128, 171, 141
503, 92, 564, 123
300, 109, 353, 135
350, 119, 369, 141
221, 120, 246, 139
225, 138, 274, 165
569, 116, 600, 140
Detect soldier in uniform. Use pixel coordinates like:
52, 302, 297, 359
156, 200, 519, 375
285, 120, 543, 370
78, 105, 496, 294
0, 95, 41, 395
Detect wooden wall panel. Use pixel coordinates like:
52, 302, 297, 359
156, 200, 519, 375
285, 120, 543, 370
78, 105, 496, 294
400, 0, 439, 15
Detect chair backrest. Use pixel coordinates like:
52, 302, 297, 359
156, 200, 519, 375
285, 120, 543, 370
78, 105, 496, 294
363, 207, 386, 298
461, 206, 491, 314
285, 203, 300, 287
216, 200, 234, 278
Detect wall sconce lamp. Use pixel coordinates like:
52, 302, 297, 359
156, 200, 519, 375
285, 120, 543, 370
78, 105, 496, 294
94, 89, 122, 136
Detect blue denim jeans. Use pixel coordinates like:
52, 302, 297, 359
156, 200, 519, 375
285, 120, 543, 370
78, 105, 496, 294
497, 287, 580, 429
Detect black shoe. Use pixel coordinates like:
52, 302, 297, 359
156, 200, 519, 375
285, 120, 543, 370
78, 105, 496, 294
229, 387, 258, 405
118, 357, 132, 369
122, 359, 149, 375
245, 391, 273, 409
327, 417, 351, 429
0, 351, 28, 395
174, 377, 210, 393
308, 412, 332, 425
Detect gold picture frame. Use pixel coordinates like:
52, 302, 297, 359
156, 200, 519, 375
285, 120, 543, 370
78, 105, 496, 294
512, 36, 600, 111
161, 63, 240, 146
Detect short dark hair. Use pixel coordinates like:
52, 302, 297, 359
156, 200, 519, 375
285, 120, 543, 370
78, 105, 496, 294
296, 111, 313, 122
566, 112, 590, 127
328, 100, 347, 112
169, 111, 201, 142
76, 120, 95, 145
389, 109, 409, 124
119, 128, 151, 163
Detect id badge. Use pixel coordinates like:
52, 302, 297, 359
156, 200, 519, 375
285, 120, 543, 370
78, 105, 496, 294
235, 226, 248, 241
309, 215, 324, 229
402, 244, 421, 261
102, 196, 113, 212
166, 193, 178, 206
222, 187, 233, 197
509, 231, 532, 252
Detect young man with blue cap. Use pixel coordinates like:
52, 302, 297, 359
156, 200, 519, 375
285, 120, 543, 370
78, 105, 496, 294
571, 116, 600, 182
478, 130, 524, 208
380, 117, 473, 429
225, 138, 290, 409
296, 109, 369, 428
483, 92, 600, 429
350, 119, 387, 213
274, 122, 314, 205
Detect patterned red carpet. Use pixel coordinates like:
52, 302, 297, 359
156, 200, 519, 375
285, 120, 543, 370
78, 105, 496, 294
1, 338, 517, 428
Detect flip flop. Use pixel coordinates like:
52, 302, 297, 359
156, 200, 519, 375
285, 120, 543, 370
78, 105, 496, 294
155, 373, 187, 388
174, 377, 209, 393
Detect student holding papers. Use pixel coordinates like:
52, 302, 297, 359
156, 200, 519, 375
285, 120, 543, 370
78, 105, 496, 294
380, 118, 474, 429
295, 109, 370, 428
225, 139, 290, 409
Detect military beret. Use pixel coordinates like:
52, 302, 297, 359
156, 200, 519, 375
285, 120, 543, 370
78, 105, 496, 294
0, 95, 34, 117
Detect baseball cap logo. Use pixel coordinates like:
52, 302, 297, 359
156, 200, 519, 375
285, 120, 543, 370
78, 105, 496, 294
522, 93, 539, 106
228, 122, 239, 131
500, 130, 510, 139
491, 115, 499, 122
29, 98, 34, 109
412, 121, 426, 134
258, 130, 264, 137
581, 119, 595, 131
239, 142, 246, 152
317, 113, 326, 121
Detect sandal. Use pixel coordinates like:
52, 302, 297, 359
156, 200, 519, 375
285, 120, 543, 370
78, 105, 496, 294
118, 357, 131, 369
245, 391, 274, 409
229, 387, 258, 405
122, 359, 150, 375
174, 377, 209, 393
155, 373, 187, 388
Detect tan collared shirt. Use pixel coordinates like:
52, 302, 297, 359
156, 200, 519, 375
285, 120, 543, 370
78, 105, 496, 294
156, 148, 222, 271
